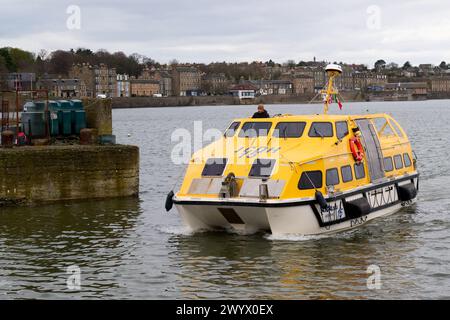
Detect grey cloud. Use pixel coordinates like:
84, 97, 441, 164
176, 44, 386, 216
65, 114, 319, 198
0, 0, 449, 65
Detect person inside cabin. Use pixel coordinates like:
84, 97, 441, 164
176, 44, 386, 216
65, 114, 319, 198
252, 104, 270, 118
352, 127, 361, 137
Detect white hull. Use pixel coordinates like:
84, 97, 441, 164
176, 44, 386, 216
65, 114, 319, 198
174, 175, 419, 236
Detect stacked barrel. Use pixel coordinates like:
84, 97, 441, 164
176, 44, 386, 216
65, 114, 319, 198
22, 100, 87, 138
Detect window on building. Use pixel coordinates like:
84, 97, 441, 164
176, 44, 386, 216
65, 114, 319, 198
354, 162, 366, 180
238, 122, 272, 138
384, 157, 394, 172
336, 121, 349, 140
272, 122, 306, 138
224, 122, 240, 137
308, 122, 333, 137
341, 165, 353, 183
403, 153, 412, 167
298, 171, 323, 190
201, 158, 227, 176
326, 168, 340, 186
394, 154, 404, 170
249, 159, 276, 178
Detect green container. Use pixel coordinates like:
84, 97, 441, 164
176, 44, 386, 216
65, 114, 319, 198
98, 134, 116, 145
57, 110, 72, 135
34, 101, 46, 112
22, 112, 46, 138
69, 100, 84, 110
71, 110, 86, 135
48, 111, 59, 136
48, 101, 60, 112
58, 100, 71, 110
23, 102, 36, 112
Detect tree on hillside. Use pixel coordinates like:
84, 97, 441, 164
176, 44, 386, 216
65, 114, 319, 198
374, 59, 386, 70
266, 59, 275, 67
0, 47, 17, 71
8, 48, 35, 71
48, 50, 74, 75
0, 56, 8, 73
402, 61, 412, 70
284, 60, 296, 68
439, 61, 447, 69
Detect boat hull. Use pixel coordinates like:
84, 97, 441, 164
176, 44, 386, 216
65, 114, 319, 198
174, 174, 419, 236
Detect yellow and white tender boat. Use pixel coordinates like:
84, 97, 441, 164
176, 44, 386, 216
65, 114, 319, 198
166, 64, 419, 236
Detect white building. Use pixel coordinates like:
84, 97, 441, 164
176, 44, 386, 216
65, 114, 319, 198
116, 74, 130, 97
229, 84, 256, 99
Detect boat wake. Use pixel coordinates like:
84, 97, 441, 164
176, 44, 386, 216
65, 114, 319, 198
265, 228, 361, 242
156, 225, 194, 236
265, 233, 330, 242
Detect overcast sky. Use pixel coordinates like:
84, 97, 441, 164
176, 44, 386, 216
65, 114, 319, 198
1, 0, 449, 66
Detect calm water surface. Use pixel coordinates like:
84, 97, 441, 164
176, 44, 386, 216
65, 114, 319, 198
0, 100, 449, 299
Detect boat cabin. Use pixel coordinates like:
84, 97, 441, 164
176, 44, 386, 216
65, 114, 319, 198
178, 113, 415, 201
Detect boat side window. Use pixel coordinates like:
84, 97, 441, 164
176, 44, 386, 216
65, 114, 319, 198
224, 121, 240, 137
238, 122, 272, 138
384, 157, 394, 172
298, 171, 323, 190
341, 165, 353, 183
394, 154, 404, 170
272, 122, 306, 138
326, 168, 340, 186
249, 159, 276, 178
372, 117, 396, 137
201, 158, 227, 176
308, 122, 333, 137
389, 119, 405, 138
403, 153, 412, 167
354, 162, 366, 180
336, 121, 349, 140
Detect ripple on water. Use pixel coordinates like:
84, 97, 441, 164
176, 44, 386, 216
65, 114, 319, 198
0, 101, 450, 299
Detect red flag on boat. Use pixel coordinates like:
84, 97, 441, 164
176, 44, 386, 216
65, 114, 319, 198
335, 95, 343, 110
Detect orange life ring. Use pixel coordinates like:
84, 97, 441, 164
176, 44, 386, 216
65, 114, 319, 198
349, 137, 364, 162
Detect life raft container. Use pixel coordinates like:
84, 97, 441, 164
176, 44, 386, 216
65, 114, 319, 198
349, 137, 364, 162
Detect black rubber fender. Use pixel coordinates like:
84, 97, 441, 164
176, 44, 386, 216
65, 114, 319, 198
165, 190, 175, 212
315, 191, 328, 210
397, 183, 417, 201
344, 197, 371, 219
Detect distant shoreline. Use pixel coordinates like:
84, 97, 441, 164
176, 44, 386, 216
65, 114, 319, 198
109, 92, 450, 109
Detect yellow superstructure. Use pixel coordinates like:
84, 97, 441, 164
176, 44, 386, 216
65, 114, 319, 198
177, 113, 415, 201
170, 63, 418, 235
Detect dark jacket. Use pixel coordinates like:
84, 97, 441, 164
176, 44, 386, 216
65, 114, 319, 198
252, 110, 270, 118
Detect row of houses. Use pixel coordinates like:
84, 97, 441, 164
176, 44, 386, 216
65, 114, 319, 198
3, 64, 450, 100
32, 63, 203, 98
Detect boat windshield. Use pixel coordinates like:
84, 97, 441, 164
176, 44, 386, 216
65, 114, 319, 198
238, 122, 272, 138
272, 122, 306, 138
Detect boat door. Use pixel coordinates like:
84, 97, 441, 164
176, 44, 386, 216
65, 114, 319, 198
355, 119, 385, 182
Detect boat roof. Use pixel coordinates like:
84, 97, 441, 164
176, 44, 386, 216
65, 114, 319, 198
234, 113, 391, 122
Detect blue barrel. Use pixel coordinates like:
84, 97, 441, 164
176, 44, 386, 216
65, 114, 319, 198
22, 112, 46, 138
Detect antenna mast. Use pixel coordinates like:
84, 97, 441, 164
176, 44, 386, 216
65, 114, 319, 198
321, 64, 342, 114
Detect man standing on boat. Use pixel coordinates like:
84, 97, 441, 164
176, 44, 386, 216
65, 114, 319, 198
252, 104, 270, 118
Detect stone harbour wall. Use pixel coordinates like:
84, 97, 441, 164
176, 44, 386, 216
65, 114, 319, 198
0, 145, 139, 206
